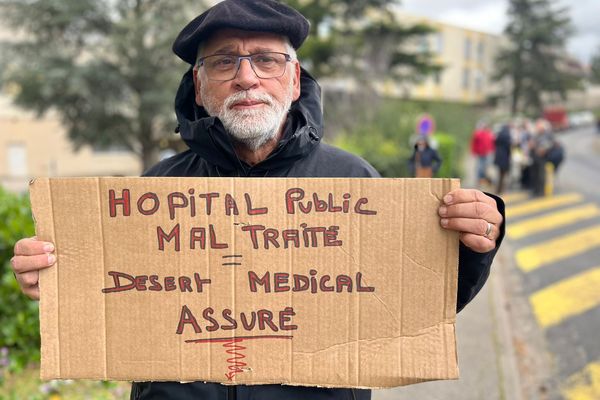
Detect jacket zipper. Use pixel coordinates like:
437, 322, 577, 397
227, 386, 237, 400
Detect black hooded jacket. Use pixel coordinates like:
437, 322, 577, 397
144, 67, 378, 178
131, 68, 505, 400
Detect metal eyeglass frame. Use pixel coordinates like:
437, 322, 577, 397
196, 52, 293, 81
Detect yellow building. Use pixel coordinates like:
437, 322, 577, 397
380, 11, 508, 104
0, 96, 141, 193
0, 23, 142, 194
1, 9, 509, 195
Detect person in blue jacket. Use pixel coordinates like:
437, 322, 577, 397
409, 135, 442, 177
10, 1, 505, 399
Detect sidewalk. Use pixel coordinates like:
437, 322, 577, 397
372, 247, 522, 400
373, 155, 522, 400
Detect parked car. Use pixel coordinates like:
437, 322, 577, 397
568, 111, 595, 128
543, 106, 569, 131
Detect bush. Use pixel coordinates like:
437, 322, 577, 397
435, 132, 460, 178
0, 186, 39, 372
331, 98, 482, 178
333, 126, 413, 177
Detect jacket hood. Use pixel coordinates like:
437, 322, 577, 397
174, 66, 323, 174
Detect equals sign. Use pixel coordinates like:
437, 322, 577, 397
222, 255, 243, 266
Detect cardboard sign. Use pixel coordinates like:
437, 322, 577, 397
30, 177, 460, 388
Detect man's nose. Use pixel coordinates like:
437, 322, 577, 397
233, 58, 259, 89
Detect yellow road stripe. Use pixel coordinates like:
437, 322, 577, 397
501, 191, 530, 204
506, 193, 583, 218
507, 204, 600, 239
530, 267, 600, 328
516, 225, 600, 272
562, 362, 600, 400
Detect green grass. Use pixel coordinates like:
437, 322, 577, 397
0, 366, 130, 399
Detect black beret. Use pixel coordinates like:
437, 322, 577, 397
173, 0, 310, 65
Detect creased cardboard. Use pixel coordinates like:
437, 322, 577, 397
30, 177, 460, 388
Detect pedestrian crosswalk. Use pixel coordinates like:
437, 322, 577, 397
507, 203, 600, 240
504, 190, 600, 400
562, 362, 600, 400
506, 192, 583, 218
529, 267, 600, 328
515, 225, 600, 272
500, 191, 530, 204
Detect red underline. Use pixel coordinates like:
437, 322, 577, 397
185, 335, 294, 344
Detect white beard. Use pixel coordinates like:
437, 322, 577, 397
201, 84, 293, 151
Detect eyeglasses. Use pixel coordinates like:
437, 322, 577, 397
197, 52, 293, 81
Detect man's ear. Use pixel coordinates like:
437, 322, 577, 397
292, 61, 301, 101
193, 66, 203, 107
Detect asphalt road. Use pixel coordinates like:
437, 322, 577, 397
556, 125, 600, 198
373, 125, 600, 400
503, 124, 600, 399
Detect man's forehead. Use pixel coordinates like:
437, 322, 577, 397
201, 29, 288, 54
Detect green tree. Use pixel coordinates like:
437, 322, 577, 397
283, 0, 440, 82
590, 46, 600, 84
333, 98, 482, 178
0, 0, 204, 171
494, 0, 579, 116
282, 0, 441, 137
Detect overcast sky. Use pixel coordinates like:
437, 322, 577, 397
400, 0, 599, 64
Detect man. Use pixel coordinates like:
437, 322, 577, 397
470, 121, 495, 186
11, 1, 505, 399
408, 134, 442, 177
493, 124, 512, 194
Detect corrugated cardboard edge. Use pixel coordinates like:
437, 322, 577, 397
445, 179, 460, 380
29, 178, 60, 379
171, 178, 461, 388
32, 177, 462, 387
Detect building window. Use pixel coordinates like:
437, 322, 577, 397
436, 33, 444, 54
477, 41, 485, 63
7, 143, 28, 177
434, 71, 442, 85
475, 72, 484, 92
419, 36, 430, 53
462, 68, 470, 90
464, 38, 472, 60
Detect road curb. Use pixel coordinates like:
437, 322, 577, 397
490, 246, 524, 400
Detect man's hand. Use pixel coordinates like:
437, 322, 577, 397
438, 189, 503, 253
10, 237, 56, 300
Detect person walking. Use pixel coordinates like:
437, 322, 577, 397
470, 122, 495, 187
493, 124, 512, 194
409, 135, 442, 177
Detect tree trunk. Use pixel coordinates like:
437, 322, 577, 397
138, 111, 160, 173
511, 78, 521, 117
141, 141, 160, 174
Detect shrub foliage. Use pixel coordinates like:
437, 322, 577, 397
0, 187, 38, 371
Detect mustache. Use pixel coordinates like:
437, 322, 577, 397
224, 91, 275, 109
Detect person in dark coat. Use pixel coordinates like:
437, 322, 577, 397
10, 1, 505, 399
530, 119, 555, 196
409, 135, 442, 177
545, 138, 565, 174
493, 124, 512, 194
